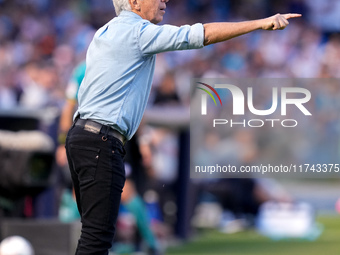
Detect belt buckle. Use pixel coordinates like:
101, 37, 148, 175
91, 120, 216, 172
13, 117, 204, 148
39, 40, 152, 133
84, 123, 101, 134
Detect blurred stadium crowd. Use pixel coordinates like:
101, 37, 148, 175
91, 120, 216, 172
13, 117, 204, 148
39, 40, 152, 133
1, 0, 340, 109
1, 0, 340, 253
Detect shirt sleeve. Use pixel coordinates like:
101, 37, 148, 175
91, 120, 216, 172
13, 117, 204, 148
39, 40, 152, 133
139, 22, 204, 56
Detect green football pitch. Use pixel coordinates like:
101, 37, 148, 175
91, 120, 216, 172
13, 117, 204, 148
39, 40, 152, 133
166, 216, 340, 255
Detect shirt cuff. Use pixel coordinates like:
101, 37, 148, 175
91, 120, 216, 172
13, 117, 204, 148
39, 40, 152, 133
188, 23, 205, 49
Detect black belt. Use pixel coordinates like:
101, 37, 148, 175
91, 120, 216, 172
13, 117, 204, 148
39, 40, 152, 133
75, 118, 126, 145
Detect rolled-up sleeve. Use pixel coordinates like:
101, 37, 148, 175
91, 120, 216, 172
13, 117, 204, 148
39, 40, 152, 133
139, 22, 204, 56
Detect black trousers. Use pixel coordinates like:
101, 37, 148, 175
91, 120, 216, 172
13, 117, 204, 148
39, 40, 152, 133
66, 124, 126, 254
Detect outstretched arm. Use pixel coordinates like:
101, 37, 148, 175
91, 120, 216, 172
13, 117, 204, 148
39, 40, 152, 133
203, 13, 301, 46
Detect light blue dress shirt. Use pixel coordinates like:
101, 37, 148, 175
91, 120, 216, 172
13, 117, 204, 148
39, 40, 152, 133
75, 11, 204, 140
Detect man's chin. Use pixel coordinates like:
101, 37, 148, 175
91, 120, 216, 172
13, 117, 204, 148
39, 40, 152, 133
152, 16, 163, 24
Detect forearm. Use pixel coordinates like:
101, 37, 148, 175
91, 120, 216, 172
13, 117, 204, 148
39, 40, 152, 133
203, 20, 262, 46
59, 100, 77, 133
203, 13, 301, 46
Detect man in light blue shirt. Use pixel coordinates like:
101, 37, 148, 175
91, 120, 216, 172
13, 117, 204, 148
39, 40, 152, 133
75, 11, 204, 140
66, 0, 301, 254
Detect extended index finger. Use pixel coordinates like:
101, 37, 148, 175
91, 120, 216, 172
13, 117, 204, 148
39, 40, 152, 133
283, 13, 302, 20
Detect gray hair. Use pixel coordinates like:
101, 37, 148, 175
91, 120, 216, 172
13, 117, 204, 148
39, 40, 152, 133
112, 0, 131, 16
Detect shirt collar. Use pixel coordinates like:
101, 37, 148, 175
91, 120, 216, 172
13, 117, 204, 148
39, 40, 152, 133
119, 10, 144, 20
